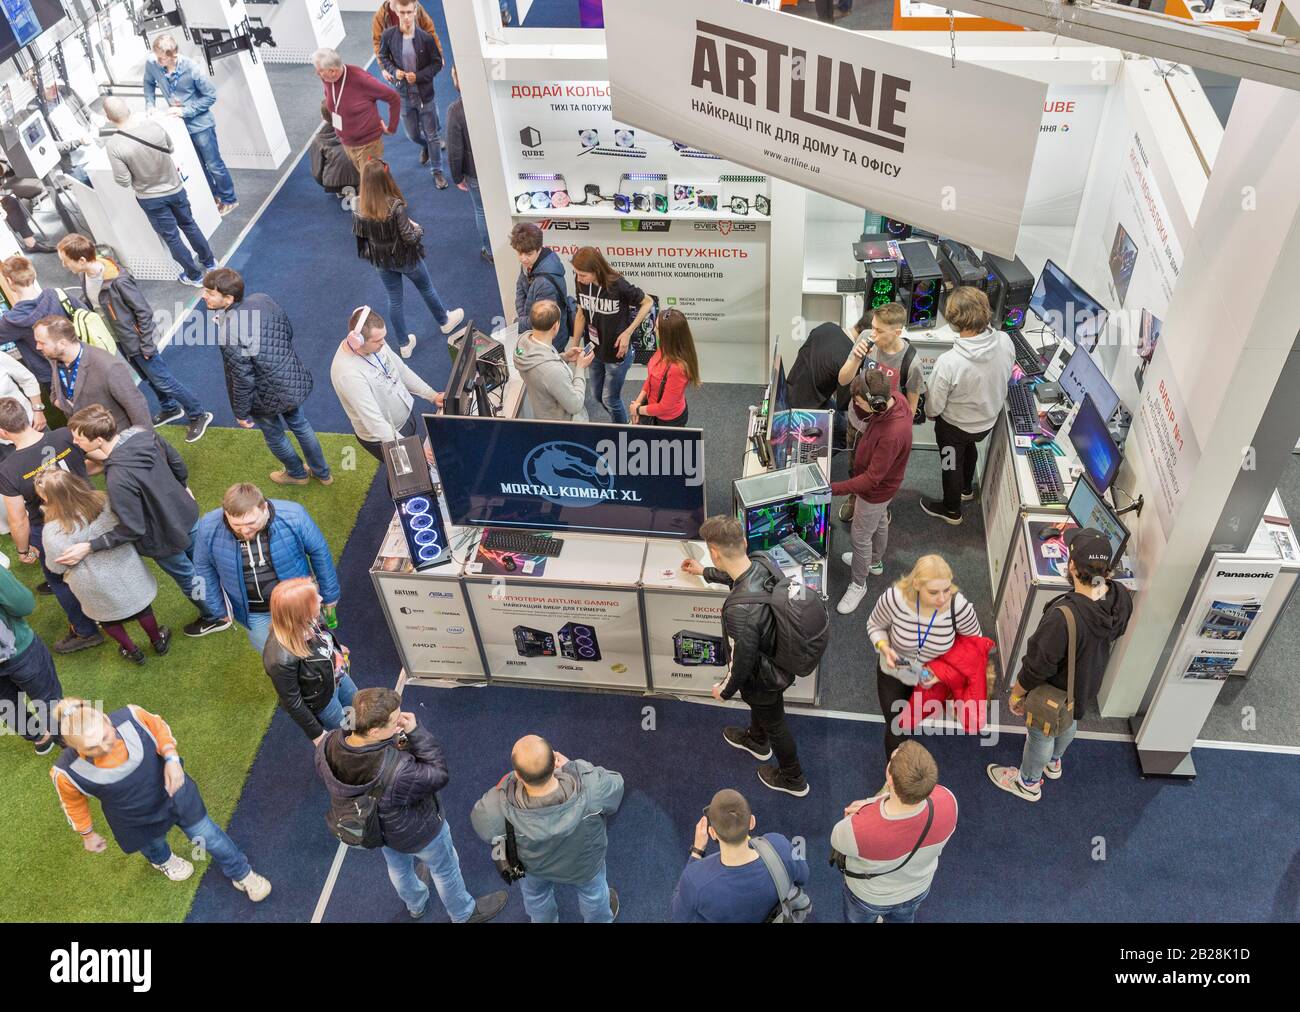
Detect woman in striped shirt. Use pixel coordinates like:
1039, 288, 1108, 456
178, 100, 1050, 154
866, 555, 983, 767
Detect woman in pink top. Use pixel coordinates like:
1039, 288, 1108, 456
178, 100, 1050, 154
630, 309, 700, 427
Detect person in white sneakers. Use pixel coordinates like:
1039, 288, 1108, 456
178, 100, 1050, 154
50, 698, 271, 901
829, 369, 913, 615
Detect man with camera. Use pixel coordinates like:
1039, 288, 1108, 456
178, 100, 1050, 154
471, 735, 624, 923
316, 687, 507, 921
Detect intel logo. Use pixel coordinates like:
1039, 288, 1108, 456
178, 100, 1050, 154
447, 626, 465, 634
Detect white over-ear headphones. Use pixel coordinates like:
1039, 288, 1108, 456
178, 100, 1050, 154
346, 305, 372, 351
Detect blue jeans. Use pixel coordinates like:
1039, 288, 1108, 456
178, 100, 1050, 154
153, 525, 220, 621
140, 812, 251, 882
0, 637, 63, 741
586, 353, 634, 423
1020, 719, 1078, 785
246, 611, 272, 652
313, 674, 358, 731
520, 861, 612, 923
30, 524, 98, 638
129, 352, 204, 422
189, 126, 237, 205
465, 176, 490, 254
137, 191, 214, 280
401, 90, 443, 174
253, 405, 330, 481
843, 885, 930, 923
381, 820, 476, 920
376, 260, 450, 343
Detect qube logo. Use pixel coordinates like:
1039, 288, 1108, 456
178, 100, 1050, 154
520, 126, 542, 148
507, 442, 614, 508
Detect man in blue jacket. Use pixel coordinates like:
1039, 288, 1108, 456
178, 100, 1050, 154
193, 482, 340, 651
143, 34, 238, 215
378, 0, 447, 188
510, 222, 571, 351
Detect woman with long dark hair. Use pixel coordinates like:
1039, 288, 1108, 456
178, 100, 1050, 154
354, 159, 463, 358
570, 246, 652, 423
629, 308, 700, 427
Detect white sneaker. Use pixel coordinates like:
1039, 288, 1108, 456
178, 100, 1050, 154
869, 560, 885, 576
439, 307, 466, 335
837, 581, 868, 614
152, 854, 194, 881
399, 333, 417, 359
233, 870, 272, 902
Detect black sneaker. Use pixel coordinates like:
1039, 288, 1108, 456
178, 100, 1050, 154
185, 411, 213, 443
919, 497, 963, 526
433, 170, 448, 190
33, 734, 56, 756
466, 890, 508, 923
184, 614, 232, 637
152, 406, 186, 426
120, 645, 146, 665
609, 887, 619, 921
961, 487, 977, 502
757, 765, 810, 798
419, 148, 429, 166
35, 581, 53, 596
723, 726, 773, 761
53, 629, 105, 654
152, 626, 172, 655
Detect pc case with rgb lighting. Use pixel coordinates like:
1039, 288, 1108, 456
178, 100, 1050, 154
981, 252, 1035, 332
513, 627, 556, 657
672, 630, 726, 666
558, 622, 602, 662
899, 240, 944, 331
733, 463, 832, 558
383, 435, 451, 570
937, 239, 987, 292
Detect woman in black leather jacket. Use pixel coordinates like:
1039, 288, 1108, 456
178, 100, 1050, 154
262, 578, 359, 744
352, 159, 463, 359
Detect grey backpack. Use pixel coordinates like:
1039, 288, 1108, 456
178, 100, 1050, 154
752, 836, 812, 923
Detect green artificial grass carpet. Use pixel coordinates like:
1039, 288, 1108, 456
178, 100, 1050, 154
0, 425, 376, 922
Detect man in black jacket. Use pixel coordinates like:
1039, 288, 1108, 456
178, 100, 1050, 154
56, 234, 211, 442
315, 687, 507, 921
988, 528, 1134, 802
200, 268, 332, 486
378, 0, 447, 188
445, 66, 491, 264
681, 515, 810, 798
62, 405, 231, 639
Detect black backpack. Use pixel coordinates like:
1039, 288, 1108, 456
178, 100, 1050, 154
324, 747, 398, 849
900, 343, 926, 425
730, 554, 830, 679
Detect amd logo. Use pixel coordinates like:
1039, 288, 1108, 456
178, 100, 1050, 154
1215, 570, 1274, 579
691, 21, 909, 154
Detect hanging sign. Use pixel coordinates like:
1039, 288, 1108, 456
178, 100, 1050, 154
604, 0, 1047, 257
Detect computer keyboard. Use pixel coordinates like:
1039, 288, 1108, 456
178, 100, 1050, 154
1008, 328, 1046, 377
1026, 447, 1064, 505
1008, 383, 1039, 436
481, 529, 565, 558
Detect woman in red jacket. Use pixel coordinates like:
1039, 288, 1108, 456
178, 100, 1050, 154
629, 308, 700, 426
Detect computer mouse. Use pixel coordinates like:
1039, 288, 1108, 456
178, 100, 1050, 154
503, 556, 516, 572
1032, 434, 1054, 448
1038, 527, 1062, 542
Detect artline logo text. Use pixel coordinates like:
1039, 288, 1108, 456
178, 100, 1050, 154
690, 20, 909, 154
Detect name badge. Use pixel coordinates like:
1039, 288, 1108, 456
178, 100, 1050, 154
331, 112, 343, 131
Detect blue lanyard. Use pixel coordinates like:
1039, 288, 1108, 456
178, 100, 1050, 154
363, 352, 393, 381
916, 594, 939, 655
58, 348, 83, 400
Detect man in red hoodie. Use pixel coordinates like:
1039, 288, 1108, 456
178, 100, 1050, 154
314, 47, 400, 171
831, 369, 913, 615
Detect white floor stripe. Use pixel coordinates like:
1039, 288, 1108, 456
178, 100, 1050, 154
311, 842, 351, 924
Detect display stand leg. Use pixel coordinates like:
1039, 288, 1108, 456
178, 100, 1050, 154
1129, 716, 1197, 778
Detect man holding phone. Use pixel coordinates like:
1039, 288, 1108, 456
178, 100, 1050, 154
514, 300, 594, 422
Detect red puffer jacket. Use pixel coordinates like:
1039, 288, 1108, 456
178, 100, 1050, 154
897, 634, 994, 733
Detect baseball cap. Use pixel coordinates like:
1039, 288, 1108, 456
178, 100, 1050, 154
1065, 527, 1113, 568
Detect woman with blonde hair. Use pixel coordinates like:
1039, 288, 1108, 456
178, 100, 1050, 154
262, 577, 358, 744
865, 554, 982, 767
35, 469, 168, 663
629, 308, 701, 427
354, 158, 464, 358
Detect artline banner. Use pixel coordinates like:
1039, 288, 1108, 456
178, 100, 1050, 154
604, 0, 1047, 257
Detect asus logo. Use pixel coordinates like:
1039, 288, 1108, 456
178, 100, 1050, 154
538, 219, 591, 230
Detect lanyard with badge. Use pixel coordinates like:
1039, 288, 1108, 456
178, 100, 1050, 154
362, 351, 396, 388
908, 593, 938, 683
58, 348, 83, 400
330, 67, 347, 131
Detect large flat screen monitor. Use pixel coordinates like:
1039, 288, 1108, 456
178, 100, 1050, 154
1067, 475, 1129, 567
1068, 395, 1122, 494
426, 415, 707, 540
1028, 260, 1109, 351
1059, 343, 1120, 423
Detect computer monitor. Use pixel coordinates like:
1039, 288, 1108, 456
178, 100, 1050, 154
1059, 344, 1120, 423
443, 324, 490, 417
1028, 260, 1109, 351
1067, 475, 1130, 568
1068, 395, 1122, 494
426, 415, 707, 539
763, 350, 784, 422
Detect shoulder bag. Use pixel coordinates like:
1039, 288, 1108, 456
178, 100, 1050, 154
752, 835, 812, 923
1022, 604, 1077, 737
830, 796, 934, 880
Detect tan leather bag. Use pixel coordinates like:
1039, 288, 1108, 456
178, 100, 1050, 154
1023, 605, 1077, 737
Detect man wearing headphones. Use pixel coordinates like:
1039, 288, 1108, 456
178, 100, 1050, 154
330, 306, 444, 462
829, 369, 914, 615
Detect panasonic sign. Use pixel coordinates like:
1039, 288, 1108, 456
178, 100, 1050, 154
1216, 570, 1274, 579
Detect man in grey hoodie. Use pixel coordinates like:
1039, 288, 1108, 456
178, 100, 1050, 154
514, 300, 593, 422
920, 287, 1015, 525
471, 734, 624, 923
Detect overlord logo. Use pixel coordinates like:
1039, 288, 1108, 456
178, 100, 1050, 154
717, 221, 733, 236
690, 19, 910, 155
